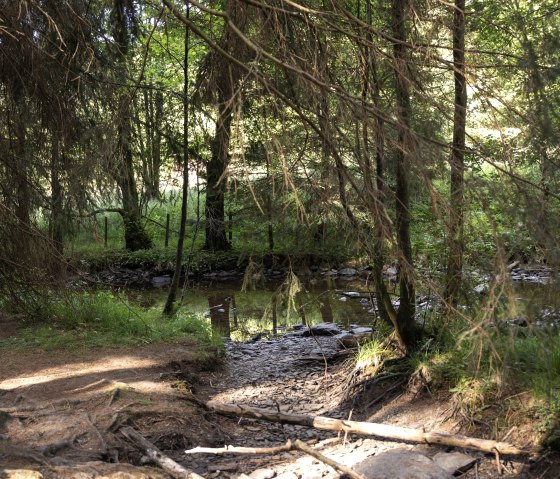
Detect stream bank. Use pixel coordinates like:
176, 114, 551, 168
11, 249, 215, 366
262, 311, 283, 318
0, 328, 556, 478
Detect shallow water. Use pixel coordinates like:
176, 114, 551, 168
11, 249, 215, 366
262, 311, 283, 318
127, 276, 380, 341
124, 271, 560, 341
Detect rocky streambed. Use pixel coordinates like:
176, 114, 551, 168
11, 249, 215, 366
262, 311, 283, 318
189, 333, 533, 479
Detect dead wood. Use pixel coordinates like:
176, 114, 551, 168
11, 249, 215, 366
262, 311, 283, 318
293, 439, 367, 479
207, 401, 529, 456
121, 426, 206, 479
183, 438, 366, 479
85, 413, 108, 454
185, 441, 293, 455
40, 437, 76, 457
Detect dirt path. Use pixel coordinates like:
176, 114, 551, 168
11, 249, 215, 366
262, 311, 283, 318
0, 335, 555, 478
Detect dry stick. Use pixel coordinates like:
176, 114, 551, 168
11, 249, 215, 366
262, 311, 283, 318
184, 439, 366, 479
207, 402, 529, 456
293, 439, 367, 479
85, 413, 107, 454
121, 426, 206, 479
185, 441, 293, 455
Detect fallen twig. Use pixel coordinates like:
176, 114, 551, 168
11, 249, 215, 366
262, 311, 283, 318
121, 426, 206, 479
293, 439, 367, 479
207, 401, 530, 456
185, 441, 293, 455
183, 438, 366, 479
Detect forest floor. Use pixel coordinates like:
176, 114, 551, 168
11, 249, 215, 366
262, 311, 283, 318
0, 323, 559, 479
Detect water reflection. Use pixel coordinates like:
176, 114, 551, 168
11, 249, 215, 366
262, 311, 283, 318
208, 295, 231, 339
133, 278, 378, 341
129, 274, 560, 340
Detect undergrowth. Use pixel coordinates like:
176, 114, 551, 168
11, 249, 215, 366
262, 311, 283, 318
356, 308, 560, 450
0, 290, 223, 353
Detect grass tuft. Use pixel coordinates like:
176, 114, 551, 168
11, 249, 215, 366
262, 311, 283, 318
0, 290, 222, 353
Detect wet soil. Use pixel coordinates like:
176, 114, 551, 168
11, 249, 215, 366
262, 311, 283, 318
0, 329, 557, 478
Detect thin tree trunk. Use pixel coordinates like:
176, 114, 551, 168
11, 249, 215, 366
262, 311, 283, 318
445, 0, 467, 306
51, 131, 64, 258
116, 124, 153, 251
164, 6, 190, 316
391, 0, 417, 351
363, 0, 393, 326
112, 0, 152, 252
204, 86, 234, 251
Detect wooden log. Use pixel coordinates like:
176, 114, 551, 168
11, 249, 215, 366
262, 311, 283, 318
206, 402, 528, 456
121, 427, 206, 479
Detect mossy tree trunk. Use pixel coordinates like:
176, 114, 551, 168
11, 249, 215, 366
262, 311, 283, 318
204, 79, 234, 251
391, 0, 418, 351
111, 0, 152, 252
445, 0, 467, 306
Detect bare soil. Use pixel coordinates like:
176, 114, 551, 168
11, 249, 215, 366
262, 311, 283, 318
0, 327, 558, 479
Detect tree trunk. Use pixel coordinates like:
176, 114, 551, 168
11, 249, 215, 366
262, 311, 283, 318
204, 84, 234, 251
112, 0, 152, 252
50, 131, 64, 259
363, 0, 393, 327
164, 9, 190, 316
116, 128, 153, 252
9, 104, 31, 262
444, 0, 467, 307
391, 0, 417, 351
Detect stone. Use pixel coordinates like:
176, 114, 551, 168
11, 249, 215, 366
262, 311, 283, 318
350, 326, 373, 335
301, 323, 342, 337
300, 467, 325, 479
339, 268, 357, 276
151, 275, 171, 287
432, 452, 477, 475
249, 468, 276, 479
353, 449, 453, 479
0, 471, 43, 479
474, 283, 487, 294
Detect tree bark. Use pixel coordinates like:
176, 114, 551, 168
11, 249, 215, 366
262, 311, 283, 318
207, 402, 528, 456
51, 131, 64, 260
444, 0, 467, 307
164, 7, 190, 316
112, 0, 153, 252
204, 83, 234, 251
391, 0, 417, 351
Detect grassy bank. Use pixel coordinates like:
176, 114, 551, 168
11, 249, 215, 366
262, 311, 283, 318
0, 290, 223, 357
355, 308, 560, 450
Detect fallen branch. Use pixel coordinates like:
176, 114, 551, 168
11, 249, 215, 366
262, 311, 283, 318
207, 402, 529, 456
121, 426, 206, 479
293, 439, 366, 479
185, 441, 293, 455
183, 439, 366, 479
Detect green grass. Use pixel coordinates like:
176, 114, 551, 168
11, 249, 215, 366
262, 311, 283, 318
404, 310, 560, 449
0, 290, 223, 352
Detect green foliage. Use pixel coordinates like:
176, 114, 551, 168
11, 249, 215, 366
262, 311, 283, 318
0, 291, 221, 352
401, 307, 560, 447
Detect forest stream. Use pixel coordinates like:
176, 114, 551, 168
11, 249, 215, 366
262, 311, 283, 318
1, 267, 559, 478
